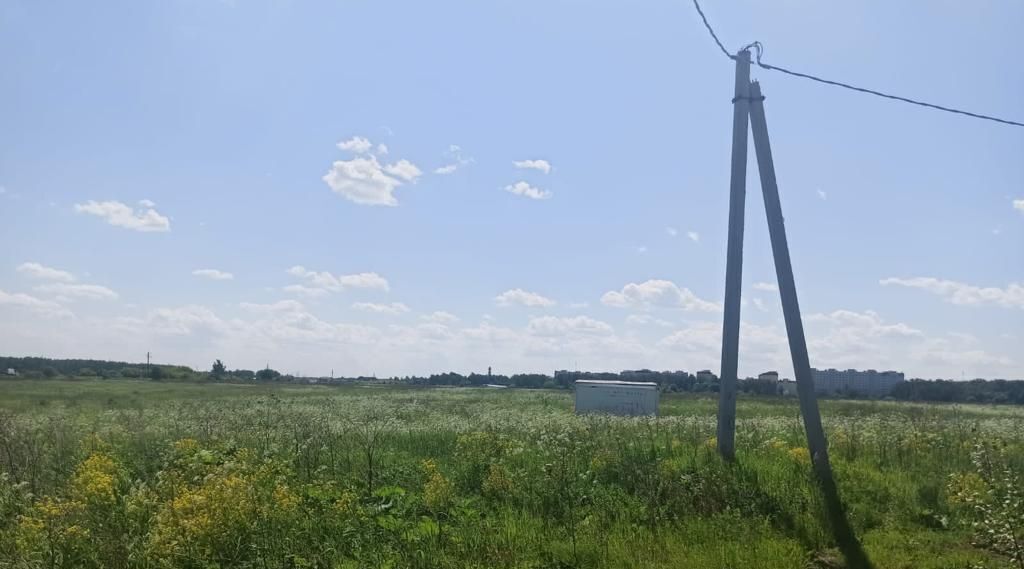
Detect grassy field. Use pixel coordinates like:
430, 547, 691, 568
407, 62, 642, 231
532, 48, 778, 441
0, 379, 1022, 568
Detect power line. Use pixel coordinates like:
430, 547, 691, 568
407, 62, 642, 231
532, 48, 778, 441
692, 0, 731, 60
691, 0, 1024, 129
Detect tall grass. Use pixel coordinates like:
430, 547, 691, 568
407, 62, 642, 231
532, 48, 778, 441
0, 379, 1021, 568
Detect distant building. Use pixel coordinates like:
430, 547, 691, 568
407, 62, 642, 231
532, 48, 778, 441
758, 371, 779, 382
695, 369, 717, 383
779, 380, 798, 397
574, 380, 659, 416
5, 368, 16, 376
811, 368, 904, 397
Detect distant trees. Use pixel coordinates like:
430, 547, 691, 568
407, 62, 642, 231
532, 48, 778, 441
892, 378, 1024, 405
211, 359, 226, 380
149, 366, 165, 381
255, 368, 281, 382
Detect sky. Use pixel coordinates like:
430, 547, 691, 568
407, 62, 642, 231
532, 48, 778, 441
1, 0, 1022, 380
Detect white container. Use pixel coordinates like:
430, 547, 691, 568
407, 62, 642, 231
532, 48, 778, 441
574, 380, 659, 416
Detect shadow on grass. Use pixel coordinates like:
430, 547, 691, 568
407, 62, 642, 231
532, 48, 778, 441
733, 460, 873, 569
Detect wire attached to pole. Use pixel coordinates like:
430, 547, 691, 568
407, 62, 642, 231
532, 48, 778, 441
691, 0, 1024, 129
692, 0, 733, 60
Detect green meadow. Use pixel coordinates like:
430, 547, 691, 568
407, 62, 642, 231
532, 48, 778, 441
1, 379, 1021, 568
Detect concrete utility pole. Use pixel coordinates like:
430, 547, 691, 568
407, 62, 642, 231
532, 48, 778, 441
717, 49, 751, 461
747, 80, 831, 479
746, 80, 871, 569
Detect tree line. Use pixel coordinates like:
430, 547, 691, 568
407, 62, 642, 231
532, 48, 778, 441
3, 355, 1022, 405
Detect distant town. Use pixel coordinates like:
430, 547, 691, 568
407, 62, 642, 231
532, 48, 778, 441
2, 355, 1023, 405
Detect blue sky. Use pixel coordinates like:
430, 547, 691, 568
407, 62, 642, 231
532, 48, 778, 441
1, 0, 1021, 379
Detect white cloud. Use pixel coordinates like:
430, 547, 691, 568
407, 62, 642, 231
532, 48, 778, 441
513, 159, 552, 174
422, 311, 459, 324
687, 231, 700, 242
527, 315, 613, 337
376, 144, 389, 156
17, 262, 76, 282
323, 155, 422, 206
144, 305, 231, 336
753, 282, 778, 292
504, 181, 551, 200
17, 262, 115, 301
434, 145, 472, 175
666, 227, 678, 237
138, 199, 156, 208
1013, 199, 1024, 212
337, 136, 374, 154
241, 300, 306, 314
192, 269, 234, 281
0, 289, 73, 318
74, 200, 171, 232
286, 266, 390, 295
352, 302, 410, 315
601, 279, 719, 312
338, 273, 390, 290
283, 284, 329, 298
495, 288, 555, 308
807, 309, 922, 338
626, 314, 674, 327
752, 298, 769, 312
880, 277, 1024, 309
34, 283, 118, 301
383, 159, 422, 182
817, 189, 827, 200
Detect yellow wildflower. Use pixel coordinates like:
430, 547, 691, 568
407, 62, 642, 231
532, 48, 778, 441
788, 447, 811, 466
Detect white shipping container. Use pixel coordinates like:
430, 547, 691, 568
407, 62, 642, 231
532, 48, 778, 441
574, 380, 659, 416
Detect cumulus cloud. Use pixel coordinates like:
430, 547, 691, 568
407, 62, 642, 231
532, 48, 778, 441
626, 314, 674, 327
383, 159, 423, 182
34, 283, 118, 301
323, 156, 421, 206
880, 277, 1024, 309
1013, 199, 1024, 212
144, 305, 231, 336
74, 200, 171, 232
17, 262, 76, 282
753, 282, 778, 292
337, 136, 373, 154
352, 302, 410, 315
282, 284, 329, 298
687, 231, 700, 242
192, 269, 234, 281
325, 137, 422, 205
17, 262, 116, 301
0, 289, 73, 318
138, 199, 156, 208
434, 145, 472, 175
286, 266, 390, 296
240, 300, 307, 314
527, 315, 613, 337
495, 288, 555, 308
601, 280, 719, 312
513, 159, 552, 174
422, 311, 459, 324
504, 181, 551, 200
